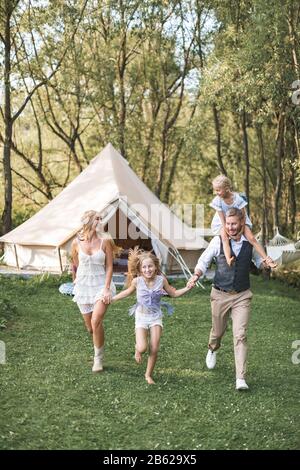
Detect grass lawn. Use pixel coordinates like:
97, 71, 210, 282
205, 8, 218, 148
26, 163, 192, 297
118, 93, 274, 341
0, 274, 299, 450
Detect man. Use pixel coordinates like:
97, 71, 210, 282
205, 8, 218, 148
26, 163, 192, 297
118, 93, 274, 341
189, 207, 263, 391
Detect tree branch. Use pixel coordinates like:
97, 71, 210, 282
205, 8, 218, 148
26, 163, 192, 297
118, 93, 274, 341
12, 0, 89, 123
12, 168, 50, 200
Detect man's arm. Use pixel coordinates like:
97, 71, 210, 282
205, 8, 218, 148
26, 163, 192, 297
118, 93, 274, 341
194, 236, 220, 275
252, 247, 264, 270
188, 237, 220, 286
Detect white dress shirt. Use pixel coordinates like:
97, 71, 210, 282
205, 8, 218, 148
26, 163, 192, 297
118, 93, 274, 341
195, 235, 262, 276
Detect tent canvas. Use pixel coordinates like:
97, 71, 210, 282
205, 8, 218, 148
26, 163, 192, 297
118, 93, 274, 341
0, 143, 208, 275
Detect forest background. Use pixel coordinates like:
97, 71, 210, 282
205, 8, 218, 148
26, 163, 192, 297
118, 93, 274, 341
1, 0, 300, 244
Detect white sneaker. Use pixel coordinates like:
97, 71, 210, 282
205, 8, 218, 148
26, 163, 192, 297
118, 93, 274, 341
206, 349, 217, 369
92, 356, 103, 373
236, 378, 249, 390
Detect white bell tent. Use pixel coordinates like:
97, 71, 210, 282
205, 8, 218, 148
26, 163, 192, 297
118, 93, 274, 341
0, 144, 208, 279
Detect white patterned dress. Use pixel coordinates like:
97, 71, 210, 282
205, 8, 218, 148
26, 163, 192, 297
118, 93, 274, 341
210, 192, 252, 235
73, 240, 116, 314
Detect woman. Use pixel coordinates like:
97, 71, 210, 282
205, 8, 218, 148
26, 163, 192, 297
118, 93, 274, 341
71, 210, 116, 372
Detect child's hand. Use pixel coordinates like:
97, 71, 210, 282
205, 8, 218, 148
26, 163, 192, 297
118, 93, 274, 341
187, 275, 198, 288
101, 288, 112, 304
186, 282, 194, 290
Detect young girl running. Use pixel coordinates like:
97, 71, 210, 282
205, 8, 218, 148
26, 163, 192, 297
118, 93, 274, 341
112, 248, 192, 385
210, 174, 277, 268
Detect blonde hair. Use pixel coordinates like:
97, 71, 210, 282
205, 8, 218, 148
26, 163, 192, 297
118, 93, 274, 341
212, 174, 232, 190
78, 210, 122, 258
226, 207, 245, 222
126, 247, 160, 286
79, 210, 101, 241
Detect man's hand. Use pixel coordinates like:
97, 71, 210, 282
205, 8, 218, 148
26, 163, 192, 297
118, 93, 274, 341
187, 274, 200, 288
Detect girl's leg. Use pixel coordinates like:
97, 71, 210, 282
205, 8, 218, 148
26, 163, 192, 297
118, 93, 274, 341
82, 312, 93, 334
220, 226, 235, 266
145, 325, 162, 384
91, 300, 108, 372
135, 327, 148, 364
244, 226, 277, 268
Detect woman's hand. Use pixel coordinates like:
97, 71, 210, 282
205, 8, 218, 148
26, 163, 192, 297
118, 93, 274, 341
101, 287, 112, 305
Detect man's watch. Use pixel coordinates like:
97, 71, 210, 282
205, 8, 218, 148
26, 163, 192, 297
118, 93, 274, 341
193, 272, 200, 279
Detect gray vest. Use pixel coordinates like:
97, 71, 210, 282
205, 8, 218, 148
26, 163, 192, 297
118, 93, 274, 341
214, 237, 253, 292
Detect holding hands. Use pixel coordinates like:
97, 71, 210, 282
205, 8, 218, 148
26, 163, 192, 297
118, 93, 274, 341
101, 287, 112, 305
187, 272, 201, 289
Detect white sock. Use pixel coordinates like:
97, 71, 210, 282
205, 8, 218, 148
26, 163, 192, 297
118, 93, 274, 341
94, 345, 104, 357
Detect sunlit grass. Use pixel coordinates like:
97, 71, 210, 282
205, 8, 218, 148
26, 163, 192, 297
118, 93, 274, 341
0, 274, 299, 450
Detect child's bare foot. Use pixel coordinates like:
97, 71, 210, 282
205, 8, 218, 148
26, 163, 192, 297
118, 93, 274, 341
135, 348, 142, 364
263, 256, 277, 269
145, 375, 155, 384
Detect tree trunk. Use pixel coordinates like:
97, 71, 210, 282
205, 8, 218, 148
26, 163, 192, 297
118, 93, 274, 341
287, 3, 300, 78
142, 102, 161, 184
164, 90, 200, 204
256, 124, 269, 246
118, 4, 127, 159
156, 119, 168, 198
274, 111, 285, 229
289, 121, 298, 234
1, 4, 13, 234
118, 51, 126, 158
241, 109, 250, 213
212, 103, 226, 175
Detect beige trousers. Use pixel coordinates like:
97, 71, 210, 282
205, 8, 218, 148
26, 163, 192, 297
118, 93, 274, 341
209, 286, 253, 379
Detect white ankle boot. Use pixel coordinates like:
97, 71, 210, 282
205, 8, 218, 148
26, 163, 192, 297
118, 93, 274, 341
92, 346, 104, 372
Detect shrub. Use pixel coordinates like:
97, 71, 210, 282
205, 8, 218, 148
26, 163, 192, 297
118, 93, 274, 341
272, 268, 300, 289
0, 298, 18, 329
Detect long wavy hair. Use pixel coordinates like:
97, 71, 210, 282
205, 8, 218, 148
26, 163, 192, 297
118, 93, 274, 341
126, 247, 161, 286
78, 210, 122, 258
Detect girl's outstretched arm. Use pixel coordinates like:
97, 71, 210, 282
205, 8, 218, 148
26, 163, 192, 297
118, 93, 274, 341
163, 278, 192, 298
111, 278, 137, 302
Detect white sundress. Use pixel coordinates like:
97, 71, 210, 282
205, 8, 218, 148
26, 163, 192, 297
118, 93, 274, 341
210, 192, 252, 235
73, 240, 116, 314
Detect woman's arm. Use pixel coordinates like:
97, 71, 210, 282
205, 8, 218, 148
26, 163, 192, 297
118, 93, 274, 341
111, 278, 137, 302
71, 239, 79, 281
163, 278, 192, 298
104, 239, 113, 289
102, 239, 114, 304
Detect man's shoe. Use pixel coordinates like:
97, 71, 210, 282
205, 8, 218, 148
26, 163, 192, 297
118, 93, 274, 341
92, 356, 103, 373
206, 349, 217, 369
236, 378, 249, 390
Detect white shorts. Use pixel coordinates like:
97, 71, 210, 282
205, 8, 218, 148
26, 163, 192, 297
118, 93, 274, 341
134, 306, 163, 330
77, 303, 95, 315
